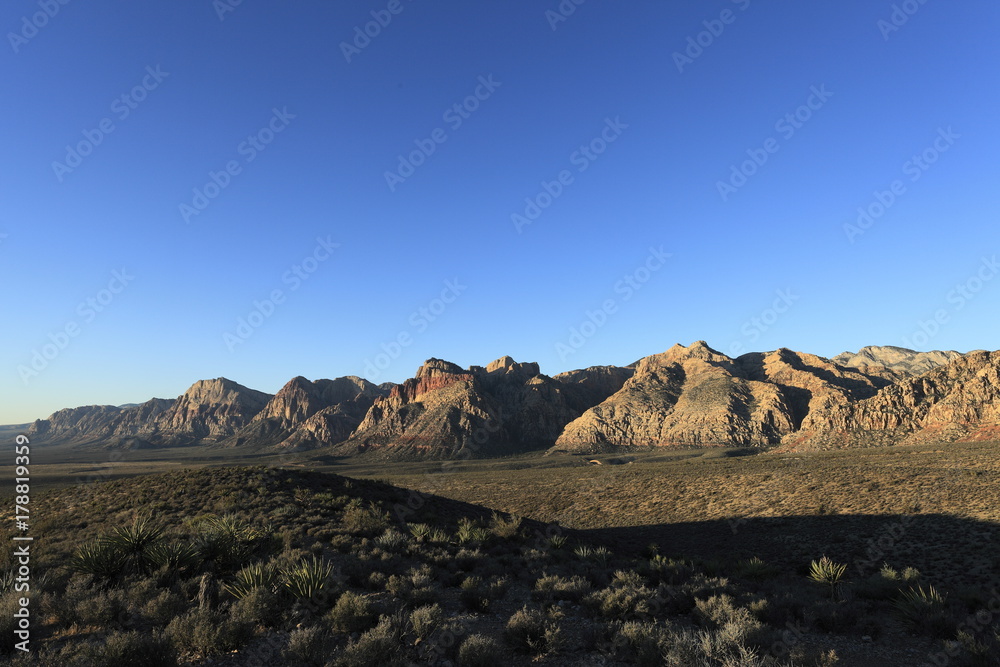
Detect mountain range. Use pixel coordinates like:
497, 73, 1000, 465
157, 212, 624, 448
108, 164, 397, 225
26, 343, 1000, 457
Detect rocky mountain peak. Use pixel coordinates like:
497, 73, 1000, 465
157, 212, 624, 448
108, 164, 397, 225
416, 358, 465, 379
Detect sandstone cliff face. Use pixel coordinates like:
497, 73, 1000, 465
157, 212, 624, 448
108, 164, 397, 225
554, 342, 797, 451
154, 378, 272, 440
336, 356, 628, 459
832, 346, 965, 382
787, 350, 1000, 450
735, 348, 890, 430
246, 376, 386, 450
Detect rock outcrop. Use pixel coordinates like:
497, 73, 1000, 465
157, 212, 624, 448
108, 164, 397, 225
335, 356, 631, 459
554, 342, 798, 451
235, 375, 387, 450
786, 350, 1000, 449
832, 346, 965, 382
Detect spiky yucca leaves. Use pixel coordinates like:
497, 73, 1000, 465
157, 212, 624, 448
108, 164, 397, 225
455, 517, 490, 545
224, 561, 279, 599
893, 585, 954, 637
195, 514, 274, 572
808, 557, 847, 601
575, 545, 611, 566
408, 523, 432, 542
70, 540, 127, 580
104, 516, 165, 576
281, 555, 338, 601
146, 542, 201, 573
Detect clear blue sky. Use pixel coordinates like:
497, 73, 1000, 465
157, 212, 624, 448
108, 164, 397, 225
2, 0, 998, 424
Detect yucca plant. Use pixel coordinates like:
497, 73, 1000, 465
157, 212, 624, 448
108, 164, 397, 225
737, 557, 777, 581
146, 541, 201, 573
70, 539, 126, 580
282, 555, 337, 601
808, 557, 847, 601
105, 516, 164, 575
547, 534, 568, 550
224, 561, 279, 599
455, 517, 491, 545
893, 585, 953, 637
408, 523, 432, 542
196, 514, 273, 571
575, 545, 611, 566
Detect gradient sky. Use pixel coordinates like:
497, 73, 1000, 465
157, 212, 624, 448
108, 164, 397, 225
2, 0, 998, 425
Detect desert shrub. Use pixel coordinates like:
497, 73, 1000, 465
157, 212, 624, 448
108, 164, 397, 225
459, 575, 507, 613
547, 534, 568, 550
334, 615, 406, 667
165, 608, 252, 656
455, 517, 490, 546
70, 540, 126, 580
533, 574, 591, 602
281, 555, 339, 603
574, 544, 611, 566
225, 561, 279, 599
408, 523, 432, 542
736, 557, 780, 581
145, 542, 201, 574
104, 516, 165, 576
73, 587, 131, 628
375, 529, 409, 552
230, 585, 280, 627
615, 620, 671, 667
141, 589, 189, 626
586, 576, 660, 621
460, 576, 490, 613
489, 512, 523, 541
647, 555, 694, 585
284, 626, 334, 666
808, 557, 847, 601
327, 590, 376, 634
458, 634, 503, 666
91, 630, 178, 666
505, 606, 562, 655
195, 514, 274, 572
893, 585, 955, 638
341, 501, 391, 535
410, 603, 443, 640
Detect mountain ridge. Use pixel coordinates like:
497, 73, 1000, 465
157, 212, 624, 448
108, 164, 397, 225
25, 343, 996, 457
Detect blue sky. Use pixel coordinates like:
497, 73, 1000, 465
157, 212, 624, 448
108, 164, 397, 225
2, 0, 998, 424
